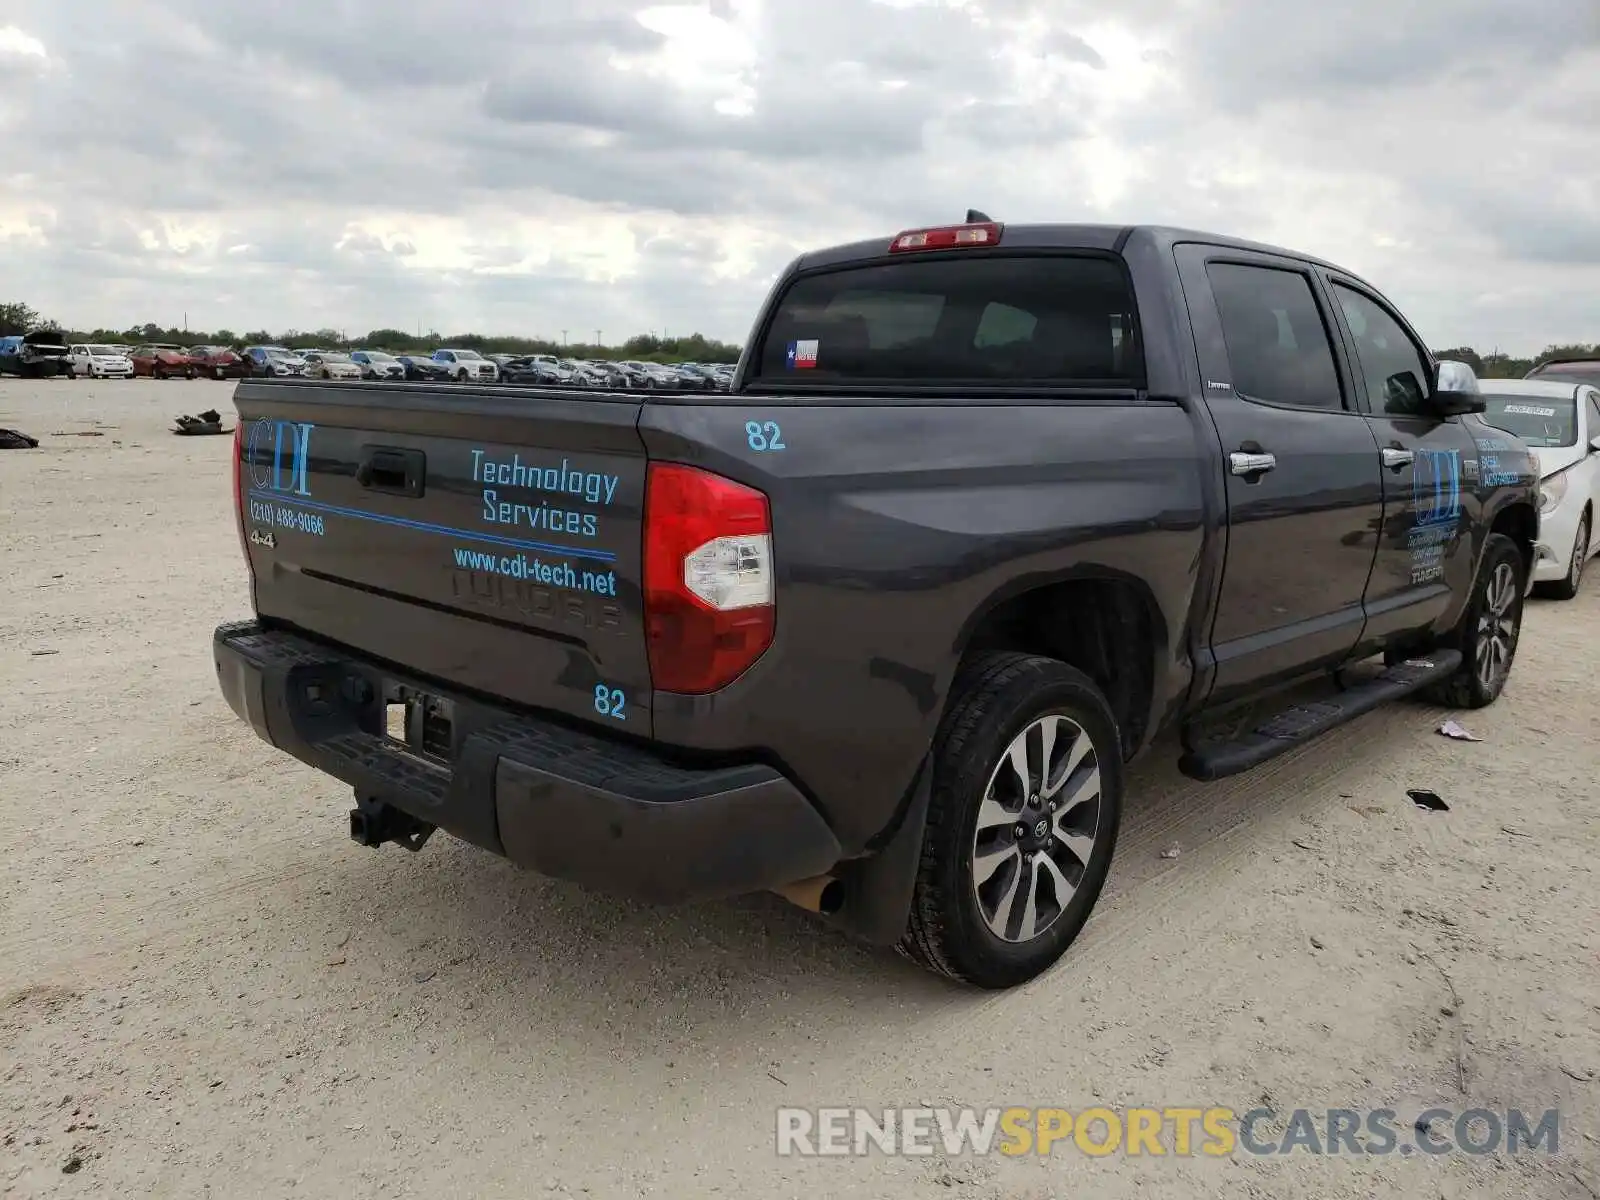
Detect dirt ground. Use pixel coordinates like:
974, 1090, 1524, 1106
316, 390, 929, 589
1, 377, 1596, 1200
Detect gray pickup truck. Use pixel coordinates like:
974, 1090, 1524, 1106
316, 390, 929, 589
214, 219, 1540, 988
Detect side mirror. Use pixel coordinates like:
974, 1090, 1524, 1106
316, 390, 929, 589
1591, 435, 1600, 454
1419, 360, 1486, 417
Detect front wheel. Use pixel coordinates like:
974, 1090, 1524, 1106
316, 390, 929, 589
900, 652, 1123, 989
1428, 532, 1526, 709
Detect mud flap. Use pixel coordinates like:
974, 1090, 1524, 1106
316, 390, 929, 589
826, 755, 932, 947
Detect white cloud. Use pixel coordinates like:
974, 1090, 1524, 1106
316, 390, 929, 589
0, 0, 1596, 351
0, 24, 48, 61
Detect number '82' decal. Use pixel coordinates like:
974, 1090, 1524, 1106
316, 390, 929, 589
594, 685, 625, 721
745, 420, 785, 452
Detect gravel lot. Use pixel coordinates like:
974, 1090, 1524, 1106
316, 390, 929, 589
2, 377, 1597, 1199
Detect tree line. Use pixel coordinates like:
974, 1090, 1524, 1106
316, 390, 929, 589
0, 302, 741, 364
3, 300, 1594, 376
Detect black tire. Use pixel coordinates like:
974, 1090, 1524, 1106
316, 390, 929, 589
900, 652, 1123, 989
1427, 532, 1526, 709
1535, 509, 1588, 602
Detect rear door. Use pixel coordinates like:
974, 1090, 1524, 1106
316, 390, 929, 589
236, 383, 652, 733
1175, 244, 1384, 707
1320, 275, 1480, 639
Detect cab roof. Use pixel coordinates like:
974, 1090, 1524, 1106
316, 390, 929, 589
794, 223, 1358, 276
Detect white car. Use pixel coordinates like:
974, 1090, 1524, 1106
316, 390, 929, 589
432, 348, 499, 382
299, 351, 363, 381
1480, 379, 1600, 599
68, 343, 135, 379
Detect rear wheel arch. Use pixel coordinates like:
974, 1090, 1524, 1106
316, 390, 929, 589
949, 571, 1168, 761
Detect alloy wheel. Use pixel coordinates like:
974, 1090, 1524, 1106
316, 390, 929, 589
1570, 516, 1590, 591
970, 713, 1103, 944
1474, 561, 1520, 691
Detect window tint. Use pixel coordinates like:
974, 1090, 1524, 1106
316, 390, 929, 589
1206, 263, 1343, 410
754, 255, 1141, 384
1331, 284, 1431, 416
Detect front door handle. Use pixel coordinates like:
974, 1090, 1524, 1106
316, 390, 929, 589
1381, 447, 1415, 470
1229, 451, 1277, 477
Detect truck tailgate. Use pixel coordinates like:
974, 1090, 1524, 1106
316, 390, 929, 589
233, 381, 651, 733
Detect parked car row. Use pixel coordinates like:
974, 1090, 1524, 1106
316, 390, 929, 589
239, 346, 736, 390
491, 355, 735, 391
5, 335, 736, 390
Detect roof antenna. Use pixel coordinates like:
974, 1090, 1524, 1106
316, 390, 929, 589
965, 209, 992, 223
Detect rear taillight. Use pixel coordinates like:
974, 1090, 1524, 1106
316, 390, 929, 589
643, 463, 774, 694
232, 421, 248, 560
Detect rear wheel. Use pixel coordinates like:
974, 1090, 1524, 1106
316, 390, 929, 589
900, 652, 1122, 989
1427, 532, 1526, 709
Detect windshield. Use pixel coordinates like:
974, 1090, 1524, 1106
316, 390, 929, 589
453, 350, 482, 360
364, 351, 395, 361
322, 353, 352, 363
267, 349, 301, 360
1481, 393, 1578, 448
87, 345, 117, 356
754, 253, 1141, 384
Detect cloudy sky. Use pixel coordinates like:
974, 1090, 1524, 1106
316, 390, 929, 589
1, 0, 1596, 351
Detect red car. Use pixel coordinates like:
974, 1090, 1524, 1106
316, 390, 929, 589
131, 344, 198, 379
186, 345, 248, 380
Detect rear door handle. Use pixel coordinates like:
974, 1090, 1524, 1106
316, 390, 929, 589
1381, 447, 1415, 470
356, 446, 426, 497
1229, 451, 1277, 476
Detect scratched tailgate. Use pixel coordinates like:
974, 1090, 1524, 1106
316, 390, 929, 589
232, 380, 651, 732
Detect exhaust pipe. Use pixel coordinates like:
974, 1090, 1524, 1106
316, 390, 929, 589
772, 874, 845, 916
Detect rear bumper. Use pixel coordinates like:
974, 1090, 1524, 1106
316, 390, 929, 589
213, 621, 842, 904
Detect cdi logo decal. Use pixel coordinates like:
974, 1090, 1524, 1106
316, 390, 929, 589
248, 418, 315, 497
1412, 448, 1461, 529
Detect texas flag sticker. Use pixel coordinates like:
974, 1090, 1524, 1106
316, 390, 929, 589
786, 339, 819, 369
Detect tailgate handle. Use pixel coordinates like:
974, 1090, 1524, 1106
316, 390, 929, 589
356, 446, 425, 497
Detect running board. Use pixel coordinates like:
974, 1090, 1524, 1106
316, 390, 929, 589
1178, 651, 1463, 782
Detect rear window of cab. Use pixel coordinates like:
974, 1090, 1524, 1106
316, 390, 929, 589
753, 254, 1142, 386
